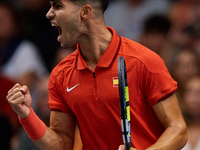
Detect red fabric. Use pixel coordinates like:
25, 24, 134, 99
48, 27, 178, 150
19, 107, 46, 140
0, 75, 19, 130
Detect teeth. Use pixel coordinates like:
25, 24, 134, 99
51, 23, 56, 26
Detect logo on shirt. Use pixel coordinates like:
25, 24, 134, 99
67, 83, 80, 92
113, 76, 118, 87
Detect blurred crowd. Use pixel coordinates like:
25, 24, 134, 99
0, 0, 200, 149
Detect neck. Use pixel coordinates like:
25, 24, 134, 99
78, 24, 112, 71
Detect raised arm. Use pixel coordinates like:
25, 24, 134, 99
6, 83, 76, 150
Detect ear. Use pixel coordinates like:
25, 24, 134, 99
81, 4, 92, 19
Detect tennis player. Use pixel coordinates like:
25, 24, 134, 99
7, 0, 187, 149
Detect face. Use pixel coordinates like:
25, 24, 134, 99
173, 51, 199, 84
46, 0, 83, 48
0, 6, 16, 41
183, 77, 200, 117
142, 32, 166, 53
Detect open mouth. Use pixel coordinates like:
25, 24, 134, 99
55, 25, 62, 42
56, 26, 62, 36
51, 22, 62, 42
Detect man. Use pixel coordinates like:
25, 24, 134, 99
6, 0, 187, 149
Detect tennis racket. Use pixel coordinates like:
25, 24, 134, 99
118, 56, 132, 150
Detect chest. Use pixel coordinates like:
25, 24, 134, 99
59, 60, 145, 116
63, 68, 120, 107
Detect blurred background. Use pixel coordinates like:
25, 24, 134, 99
0, 0, 200, 149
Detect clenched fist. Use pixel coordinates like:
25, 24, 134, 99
6, 83, 32, 119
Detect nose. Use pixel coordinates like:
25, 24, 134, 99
46, 7, 54, 20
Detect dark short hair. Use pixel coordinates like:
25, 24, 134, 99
144, 14, 171, 35
69, 0, 109, 13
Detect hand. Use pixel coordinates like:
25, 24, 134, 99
118, 145, 137, 150
6, 83, 32, 119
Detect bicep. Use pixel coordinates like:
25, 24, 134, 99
50, 110, 76, 136
152, 93, 185, 129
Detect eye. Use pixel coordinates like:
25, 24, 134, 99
52, 2, 62, 9
55, 4, 62, 9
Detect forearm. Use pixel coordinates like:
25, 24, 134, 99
33, 127, 74, 150
146, 124, 188, 150
19, 108, 75, 150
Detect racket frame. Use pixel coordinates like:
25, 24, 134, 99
118, 56, 132, 150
